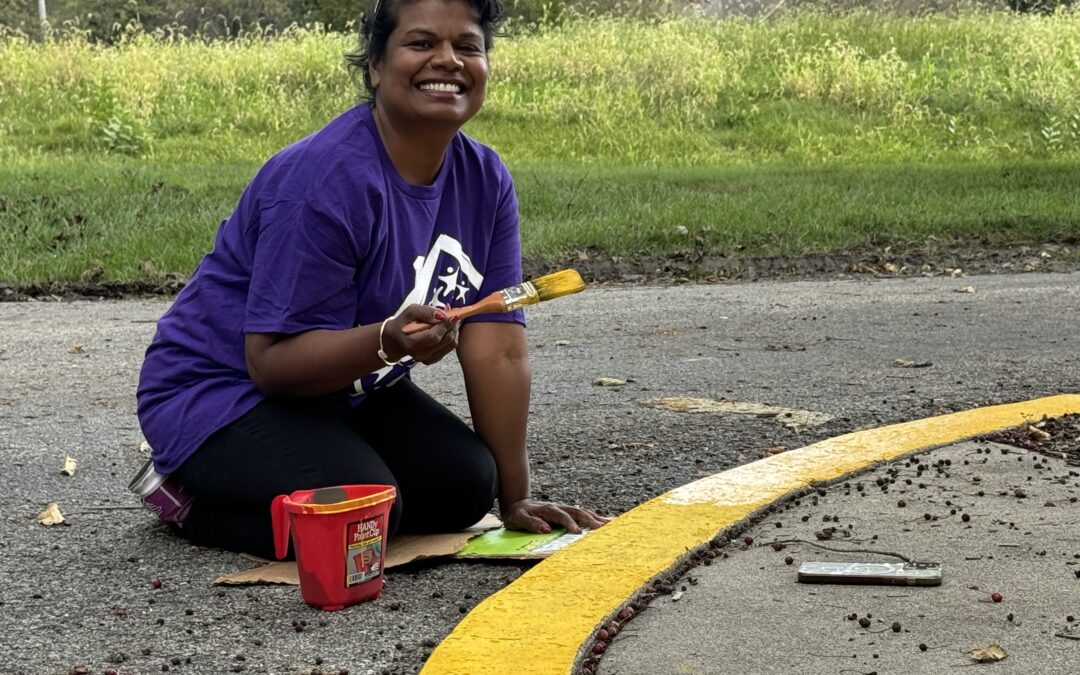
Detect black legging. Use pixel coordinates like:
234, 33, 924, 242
172, 378, 498, 559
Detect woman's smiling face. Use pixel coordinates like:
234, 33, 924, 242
369, 0, 489, 132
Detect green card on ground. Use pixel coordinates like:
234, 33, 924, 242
455, 527, 591, 559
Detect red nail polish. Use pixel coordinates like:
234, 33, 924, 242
434, 309, 448, 321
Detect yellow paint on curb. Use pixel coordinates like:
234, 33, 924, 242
421, 395, 1080, 675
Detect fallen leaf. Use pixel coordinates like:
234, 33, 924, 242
671, 590, 684, 601
61, 456, 77, 476
553, 340, 572, 347
950, 268, 964, 278
894, 358, 933, 368
1027, 426, 1051, 441
37, 502, 65, 526
762, 446, 787, 457
954, 286, 976, 294
594, 377, 627, 387
969, 644, 1007, 663
67, 342, 85, 354
656, 328, 678, 336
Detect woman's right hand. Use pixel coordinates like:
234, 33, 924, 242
380, 304, 460, 366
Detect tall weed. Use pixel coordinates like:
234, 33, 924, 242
2, 8, 1079, 164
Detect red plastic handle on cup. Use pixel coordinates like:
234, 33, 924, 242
271, 494, 290, 560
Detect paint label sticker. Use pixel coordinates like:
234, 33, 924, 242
345, 517, 383, 586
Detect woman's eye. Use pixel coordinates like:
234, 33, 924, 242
458, 44, 482, 54
410, 40, 432, 48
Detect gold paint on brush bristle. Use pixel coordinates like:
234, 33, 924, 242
531, 269, 586, 301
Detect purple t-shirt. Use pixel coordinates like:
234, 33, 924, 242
137, 104, 525, 474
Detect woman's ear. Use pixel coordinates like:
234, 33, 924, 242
369, 55, 382, 91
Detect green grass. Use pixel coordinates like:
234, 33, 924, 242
518, 162, 1080, 255
2, 158, 1077, 283
2, 9, 1080, 283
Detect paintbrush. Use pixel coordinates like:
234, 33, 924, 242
402, 269, 586, 334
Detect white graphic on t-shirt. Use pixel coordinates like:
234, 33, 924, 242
353, 234, 483, 394
433, 266, 473, 305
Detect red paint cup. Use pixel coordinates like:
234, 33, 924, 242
271, 484, 396, 611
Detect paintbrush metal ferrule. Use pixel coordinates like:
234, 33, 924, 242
499, 281, 539, 310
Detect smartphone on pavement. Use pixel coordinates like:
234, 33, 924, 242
797, 561, 942, 586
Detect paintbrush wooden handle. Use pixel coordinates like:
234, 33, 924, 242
401, 292, 508, 334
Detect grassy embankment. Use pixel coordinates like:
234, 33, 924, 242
1, 8, 1079, 284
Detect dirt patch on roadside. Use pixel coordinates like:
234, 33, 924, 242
2, 242, 1077, 301
0, 278, 186, 302
978, 413, 1080, 466
525, 241, 1079, 285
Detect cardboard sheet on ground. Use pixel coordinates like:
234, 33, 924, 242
212, 514, 590, 586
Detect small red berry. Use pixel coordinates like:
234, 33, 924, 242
591, 642, 606, 655
784, 556, 794, 565
991, 592, 1003, 602
743, 537, 754, 545
150, 578, 162, 590
597, 628, 609, 641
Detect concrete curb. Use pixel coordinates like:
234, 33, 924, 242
420, 395, 1080, 675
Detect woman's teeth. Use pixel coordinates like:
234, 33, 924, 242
419, 82, 462, 93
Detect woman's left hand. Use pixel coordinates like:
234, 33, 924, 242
501, 498, 611, 534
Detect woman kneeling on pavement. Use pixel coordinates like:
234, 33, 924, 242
134, 0, 607, 559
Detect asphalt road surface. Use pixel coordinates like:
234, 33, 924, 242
1, 271, 1078, 674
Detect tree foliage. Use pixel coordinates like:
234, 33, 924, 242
1, 1, 353, 38
0, 0, 582, 38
